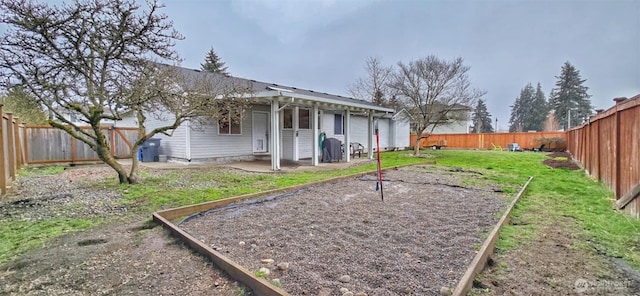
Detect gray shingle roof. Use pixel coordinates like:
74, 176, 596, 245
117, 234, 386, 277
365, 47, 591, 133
168, 64, 394, 113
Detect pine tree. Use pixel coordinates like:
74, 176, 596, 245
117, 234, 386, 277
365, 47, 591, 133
509, 82, 549, 132
509, 83, 534, 132
549, 62, 592, 130
1, 85, 48, 125
200, 47, 229, 75
531, 82, 549, 130
471, 99, 494, 133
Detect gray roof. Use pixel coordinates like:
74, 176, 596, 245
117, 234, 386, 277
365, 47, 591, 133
168, 64, 395, 113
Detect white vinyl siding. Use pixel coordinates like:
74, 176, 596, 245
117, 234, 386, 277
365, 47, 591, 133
282, 130, 294, 160
144, 112, 187, 160
427, 120, 470, 134
349, 116, 370, 149
394, 120, 410, 148
321, 112, 344, 143
189, 105, 269, 159
297, 129, 313, 159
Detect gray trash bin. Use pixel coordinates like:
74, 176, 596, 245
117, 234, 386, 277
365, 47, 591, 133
141, 138, 161, 162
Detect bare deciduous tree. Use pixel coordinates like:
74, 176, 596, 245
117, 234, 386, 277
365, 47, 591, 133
0, 0, 251, 184
543, 110, 561, 131
349, 57, 393, 106
388, 55, 485, 155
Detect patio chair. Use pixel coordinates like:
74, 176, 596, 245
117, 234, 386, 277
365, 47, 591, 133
350, 142, 365, 158
533, 144, 545, 152
491, 143, 502, 151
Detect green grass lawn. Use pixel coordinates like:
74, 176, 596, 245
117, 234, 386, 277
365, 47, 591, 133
425, 149, 640, 271
3, 150, 640, 272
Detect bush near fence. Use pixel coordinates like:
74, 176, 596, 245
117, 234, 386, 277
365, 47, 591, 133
409, 132, 566, 151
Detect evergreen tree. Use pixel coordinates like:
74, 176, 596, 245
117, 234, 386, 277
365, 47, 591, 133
471, 99, 494, 133
549, 62, 592, 130
509, 82, 548, 132
508, 83, 534, 132
531, 82, 549, 130
1, 85, 48, 125
200, 47, 229, 75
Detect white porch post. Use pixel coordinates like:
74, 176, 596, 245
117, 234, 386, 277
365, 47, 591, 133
344, 109, 351, 162
367, 110, 374, 159
312, 104, 319, 166
293, 106, 299, 161
271, 98, 280, 170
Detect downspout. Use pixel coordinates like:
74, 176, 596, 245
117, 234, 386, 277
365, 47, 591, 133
185, 120, 191, 162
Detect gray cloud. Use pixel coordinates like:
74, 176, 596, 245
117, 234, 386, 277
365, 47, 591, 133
164, 0, 639, 130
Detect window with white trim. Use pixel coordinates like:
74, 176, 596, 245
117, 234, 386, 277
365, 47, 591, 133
299, 109, 310, 129
218, 111, 242, 135
283, 108, 293, 129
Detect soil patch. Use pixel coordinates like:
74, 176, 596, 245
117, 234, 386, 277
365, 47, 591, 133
472, 216, 640, 295
542, 152, 581, 170
179, 167, 509, 295
0, 165, 253, 295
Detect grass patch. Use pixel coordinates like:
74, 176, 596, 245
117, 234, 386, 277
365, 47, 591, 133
118, 152, 429, 211
17, 165, 65, 177
0, 217, 99, 265
426, 149, 640, 270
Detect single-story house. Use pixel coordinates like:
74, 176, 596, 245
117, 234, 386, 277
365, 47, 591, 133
145, 66, 410, 170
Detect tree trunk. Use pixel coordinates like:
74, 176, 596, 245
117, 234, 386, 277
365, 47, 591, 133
128, 147, 141, 184
413, 138, 421, 155
96, 142, 129, 184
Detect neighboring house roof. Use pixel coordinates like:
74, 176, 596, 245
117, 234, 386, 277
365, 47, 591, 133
168, 65, 395, 114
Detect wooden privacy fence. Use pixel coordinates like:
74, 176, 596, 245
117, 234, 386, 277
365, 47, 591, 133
410, 131, 566, 150
24, 126, 138, 164
0, 105, 26, 196
567, 95, 640, 218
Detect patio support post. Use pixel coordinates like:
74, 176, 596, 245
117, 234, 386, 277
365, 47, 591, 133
270, 98, 280, 170
293, 106, 299, 161
312, 104, 319, 166
367, 110, 374, 159
344, 109, 351, 162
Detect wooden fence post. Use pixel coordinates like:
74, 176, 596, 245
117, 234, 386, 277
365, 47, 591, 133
615, 105, 622, 198
6, 112, 16, 181
13, 118, 23, 169
23, 126, 29, 165
0, 105, 6, 195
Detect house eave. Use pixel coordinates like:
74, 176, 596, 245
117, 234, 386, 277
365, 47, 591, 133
253, 91, 394, 113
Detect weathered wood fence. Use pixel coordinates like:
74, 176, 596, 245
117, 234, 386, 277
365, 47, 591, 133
24, 126, 137, 164
410, 131, 566, 150
1, 105, 25, 195
567, 95, 640, 218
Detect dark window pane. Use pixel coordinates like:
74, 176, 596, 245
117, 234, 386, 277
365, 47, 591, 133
299, 109, 310, 129
283, 109, 293, 129
334, 114, 343, 135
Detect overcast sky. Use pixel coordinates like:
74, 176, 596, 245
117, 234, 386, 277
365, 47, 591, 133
162, 0, 639, 130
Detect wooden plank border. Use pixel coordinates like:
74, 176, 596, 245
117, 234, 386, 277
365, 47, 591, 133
153, 161, 435, 295
452, 176, 534, 296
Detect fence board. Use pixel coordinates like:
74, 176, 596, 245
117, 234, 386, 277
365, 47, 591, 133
567, 95, 640, 218
24, 126, 136, 164
410, 132, 566, 150
1, 109, 7, 195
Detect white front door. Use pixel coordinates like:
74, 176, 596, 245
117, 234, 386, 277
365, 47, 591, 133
252, 111, 269, 153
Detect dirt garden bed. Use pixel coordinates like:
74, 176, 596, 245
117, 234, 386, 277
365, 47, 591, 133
179, 166, 510, 295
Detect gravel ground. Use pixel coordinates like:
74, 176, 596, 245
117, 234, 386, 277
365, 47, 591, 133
180, 166, 509, 295
0, 166, 129, 221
